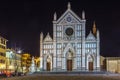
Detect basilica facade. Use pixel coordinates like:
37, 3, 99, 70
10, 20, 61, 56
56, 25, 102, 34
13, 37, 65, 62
40, 3, 100, 71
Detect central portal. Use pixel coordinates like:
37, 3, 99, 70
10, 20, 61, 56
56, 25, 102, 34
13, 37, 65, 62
66, 49, 73, 71
67, 59, 72, 71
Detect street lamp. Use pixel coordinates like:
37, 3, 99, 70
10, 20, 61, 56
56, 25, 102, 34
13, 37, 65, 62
17, 50, 22, 54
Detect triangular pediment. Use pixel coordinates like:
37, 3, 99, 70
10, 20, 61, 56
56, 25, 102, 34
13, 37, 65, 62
86, 31, 96, 41
44, 33, 53, 42
57, 9, 83, 24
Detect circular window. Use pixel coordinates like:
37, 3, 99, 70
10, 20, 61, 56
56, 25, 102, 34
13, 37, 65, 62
66, 17, 71, 22
65, 27, 74, 36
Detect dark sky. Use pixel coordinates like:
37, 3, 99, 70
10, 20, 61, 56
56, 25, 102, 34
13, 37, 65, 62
0, 0, 120, 57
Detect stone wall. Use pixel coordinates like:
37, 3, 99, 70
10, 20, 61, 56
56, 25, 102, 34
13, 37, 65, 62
106, 57, 120, 73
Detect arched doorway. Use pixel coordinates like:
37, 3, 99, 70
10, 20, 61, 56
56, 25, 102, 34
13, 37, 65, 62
47, 62, 51, 71
67, 59, 72, 71
46, 57, 51, 71
67, 49, 73, 71
89, 61, 93, 71
88, 55, 94, 71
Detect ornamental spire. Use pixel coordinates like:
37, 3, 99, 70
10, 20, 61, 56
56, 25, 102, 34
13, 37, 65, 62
67, 2, 71, 9
54, 12, 57, 21
82, 10, 85, 19
40, 32, 43, 41
92, 21, 97, 35
47, 32, 50, 36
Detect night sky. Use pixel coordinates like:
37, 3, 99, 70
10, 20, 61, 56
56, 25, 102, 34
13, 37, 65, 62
0, 0, 120, 57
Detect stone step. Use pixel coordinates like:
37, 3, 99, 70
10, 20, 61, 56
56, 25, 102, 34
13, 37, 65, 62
34, 71, 107, 75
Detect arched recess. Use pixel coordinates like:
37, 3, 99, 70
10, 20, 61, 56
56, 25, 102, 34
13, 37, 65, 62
62, 43, 76, 71
66, 49, 73, 71
63, 43, 75, 57
46, 55, 52, 71
86, 54, 94, 71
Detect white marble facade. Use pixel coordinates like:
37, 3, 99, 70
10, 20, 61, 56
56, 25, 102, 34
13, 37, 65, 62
40, 3, 100, 72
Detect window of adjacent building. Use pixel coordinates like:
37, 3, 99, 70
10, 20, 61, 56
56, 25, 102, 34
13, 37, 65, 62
0, 45, 5, 49
3, 40, 5, 45
1, 38, 3, 44
0, 52, 5, 57
0, 59, 5, 63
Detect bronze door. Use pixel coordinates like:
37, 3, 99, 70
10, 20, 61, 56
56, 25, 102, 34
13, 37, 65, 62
67, 59, 72, 71
89, 62, 93, 71
47, 62, 51, 71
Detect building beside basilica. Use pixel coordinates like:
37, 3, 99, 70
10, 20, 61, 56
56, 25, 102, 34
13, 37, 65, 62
40, 3, 100, 71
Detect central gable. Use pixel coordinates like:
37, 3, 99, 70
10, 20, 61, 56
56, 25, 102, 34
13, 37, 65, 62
44, 33, 53, 42
57, 9, 83, 24
86, 31, 96, 41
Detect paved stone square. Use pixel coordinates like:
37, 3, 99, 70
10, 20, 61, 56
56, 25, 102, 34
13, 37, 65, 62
1, 74, 120, 80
